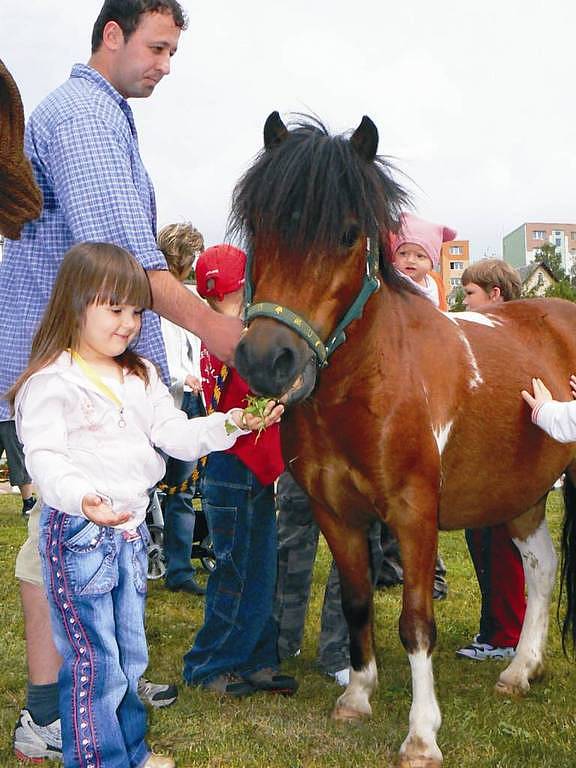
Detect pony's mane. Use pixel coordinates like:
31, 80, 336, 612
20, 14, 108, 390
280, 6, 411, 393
228, 114, 411, 288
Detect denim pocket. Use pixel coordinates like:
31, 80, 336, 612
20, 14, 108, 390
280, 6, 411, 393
62, 517, 117, 596
204, 503, 239, 559
63, 520, 104, 551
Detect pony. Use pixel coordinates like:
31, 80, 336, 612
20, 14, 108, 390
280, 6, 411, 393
230, 111, 576, 768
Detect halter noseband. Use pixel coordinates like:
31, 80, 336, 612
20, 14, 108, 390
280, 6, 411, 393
244, 235, 380, 368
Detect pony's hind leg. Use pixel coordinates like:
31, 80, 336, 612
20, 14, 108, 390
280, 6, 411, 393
496, 497, 556, 697
318, 516, 378, 722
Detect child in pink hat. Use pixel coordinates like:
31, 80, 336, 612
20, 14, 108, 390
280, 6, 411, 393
390, 212, 456, 311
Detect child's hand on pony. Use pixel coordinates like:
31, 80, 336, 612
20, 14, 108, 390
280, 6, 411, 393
82, 494, 133, 526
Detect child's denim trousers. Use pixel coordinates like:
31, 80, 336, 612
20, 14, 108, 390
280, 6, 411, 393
39, 506, 150, 768
183, 452, 279, 685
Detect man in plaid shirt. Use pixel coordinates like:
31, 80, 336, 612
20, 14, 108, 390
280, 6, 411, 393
4, 2, 241, 763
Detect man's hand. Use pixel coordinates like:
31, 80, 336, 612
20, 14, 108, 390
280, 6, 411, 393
81, 494, 133, 526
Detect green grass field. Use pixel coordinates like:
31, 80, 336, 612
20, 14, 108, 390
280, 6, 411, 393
1, 492, 575, 767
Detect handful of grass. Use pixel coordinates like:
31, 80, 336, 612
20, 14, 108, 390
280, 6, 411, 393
243, 395, 273, 441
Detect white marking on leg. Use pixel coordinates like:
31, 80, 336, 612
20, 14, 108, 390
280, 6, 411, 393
335, 658, 377, 717
433, 420, 453, 456
499, 520, 556, 692
399, 650, 442, 764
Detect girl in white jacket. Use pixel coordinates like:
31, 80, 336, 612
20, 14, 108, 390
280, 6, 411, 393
9, 241, 282, 768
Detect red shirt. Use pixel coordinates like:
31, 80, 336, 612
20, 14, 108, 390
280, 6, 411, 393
200, 346, 284, 486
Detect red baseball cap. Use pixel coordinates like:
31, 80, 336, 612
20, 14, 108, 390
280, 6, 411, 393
195, 244, 246, 300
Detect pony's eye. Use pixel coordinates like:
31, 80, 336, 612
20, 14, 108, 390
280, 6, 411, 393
341, 225, 360, 248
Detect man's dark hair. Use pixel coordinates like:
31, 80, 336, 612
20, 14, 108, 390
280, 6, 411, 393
91, 0, 187, 53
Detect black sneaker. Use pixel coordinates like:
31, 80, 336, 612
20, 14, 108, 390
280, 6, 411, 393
21, 494, 37, 516
242, 667, 299, 695
137, 678, 178, 708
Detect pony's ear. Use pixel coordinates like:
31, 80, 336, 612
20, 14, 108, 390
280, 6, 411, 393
264, 111, 288, 151
350, 115, 378, 162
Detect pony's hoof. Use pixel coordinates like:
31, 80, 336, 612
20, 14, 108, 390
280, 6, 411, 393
494, 678, 529, 698
331, 704, 370, 722
398, 756, 442, 768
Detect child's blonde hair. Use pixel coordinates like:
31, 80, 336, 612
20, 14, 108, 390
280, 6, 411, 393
8, 242, 152, 408
461, 259, 521, 302
157, 222, 204, 280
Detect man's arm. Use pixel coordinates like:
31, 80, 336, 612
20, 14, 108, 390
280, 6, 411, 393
49, 115, 241, 363
150, 270, 242, 365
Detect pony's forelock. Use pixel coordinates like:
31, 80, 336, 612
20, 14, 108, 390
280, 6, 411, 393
228, 114, 410, 268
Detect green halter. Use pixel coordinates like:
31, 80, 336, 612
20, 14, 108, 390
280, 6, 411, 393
244, 236, 380, 368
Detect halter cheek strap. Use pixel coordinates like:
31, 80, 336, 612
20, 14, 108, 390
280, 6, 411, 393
244, 235, 380, 368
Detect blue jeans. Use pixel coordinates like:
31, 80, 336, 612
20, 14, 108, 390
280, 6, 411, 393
163, 392, 205, 589
183, 453, 279, 685
39, 506, 150, 768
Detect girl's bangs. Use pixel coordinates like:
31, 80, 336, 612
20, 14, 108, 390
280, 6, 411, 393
94, 268, 151, 309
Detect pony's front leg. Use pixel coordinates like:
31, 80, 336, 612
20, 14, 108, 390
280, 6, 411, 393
319, 516, 378, 722
396, 513, 442, 768
496, 501, 556, 697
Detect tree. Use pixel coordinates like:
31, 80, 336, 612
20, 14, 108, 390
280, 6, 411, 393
544, 279, 576, 302
449, 286, 466, 311
534, 242, 565, 281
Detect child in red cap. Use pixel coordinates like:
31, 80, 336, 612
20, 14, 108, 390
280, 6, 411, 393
183, 244, 298, 697
391, 212, 456, 311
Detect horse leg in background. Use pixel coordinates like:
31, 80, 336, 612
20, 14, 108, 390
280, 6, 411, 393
496, 494, 556, 697
395, 512, 442, 768
317, 513, 377, 721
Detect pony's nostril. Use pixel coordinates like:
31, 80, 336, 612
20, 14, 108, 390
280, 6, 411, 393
272, 347, 296, 381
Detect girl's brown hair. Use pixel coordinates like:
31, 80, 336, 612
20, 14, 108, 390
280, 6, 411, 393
8, 242, 152, 409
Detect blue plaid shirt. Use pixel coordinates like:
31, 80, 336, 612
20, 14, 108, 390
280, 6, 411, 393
0, 64, 169, 419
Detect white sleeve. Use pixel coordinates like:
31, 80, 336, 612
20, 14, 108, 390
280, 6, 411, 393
147, 367, 249, 460
533, 400, 576, 444
160, 317, 189, 389
15, 376, 97, 516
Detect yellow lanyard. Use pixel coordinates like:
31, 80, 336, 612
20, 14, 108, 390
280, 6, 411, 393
70, 350, 127, 428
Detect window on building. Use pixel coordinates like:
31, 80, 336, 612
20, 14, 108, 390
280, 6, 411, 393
449, 261, 464, 270
532, 230, 546, 240
449, 277, 461, 287
449, 246, 462, 255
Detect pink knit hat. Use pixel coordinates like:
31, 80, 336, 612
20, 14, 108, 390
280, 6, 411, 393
390, 212, 457, 270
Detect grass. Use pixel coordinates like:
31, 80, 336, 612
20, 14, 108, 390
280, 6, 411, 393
1, 492, 576, 766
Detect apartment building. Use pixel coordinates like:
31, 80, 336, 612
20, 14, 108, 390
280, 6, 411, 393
503, 222, 576, 272
439, 239, 470, 298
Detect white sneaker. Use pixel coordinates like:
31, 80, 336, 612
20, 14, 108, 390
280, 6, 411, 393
456, 636, 516, 661
13, 708, 62, 762
137, 677, 178, 708
327, 668, 350, 686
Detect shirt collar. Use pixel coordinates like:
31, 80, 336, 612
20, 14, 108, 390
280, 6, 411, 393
70, 63, 137, 134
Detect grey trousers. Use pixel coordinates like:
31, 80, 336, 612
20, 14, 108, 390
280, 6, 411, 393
274, 471, 383, 674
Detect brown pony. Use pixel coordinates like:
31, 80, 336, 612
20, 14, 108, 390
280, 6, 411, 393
230, 112, 576, 768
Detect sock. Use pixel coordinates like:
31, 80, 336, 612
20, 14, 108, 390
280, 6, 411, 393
26, 682, 60, 726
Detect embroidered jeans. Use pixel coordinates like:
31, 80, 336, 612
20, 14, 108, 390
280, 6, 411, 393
40, 506, 150, 768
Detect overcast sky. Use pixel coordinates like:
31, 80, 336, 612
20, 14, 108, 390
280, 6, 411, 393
3, 0, 575, 260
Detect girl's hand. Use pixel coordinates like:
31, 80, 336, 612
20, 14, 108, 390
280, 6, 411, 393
570, 374, 576, 400
231, 400, 284, 431
81, 494, 133, 526
521, 377, 553, 410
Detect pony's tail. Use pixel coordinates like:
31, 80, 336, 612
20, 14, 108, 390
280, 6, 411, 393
559, 471, 576, 656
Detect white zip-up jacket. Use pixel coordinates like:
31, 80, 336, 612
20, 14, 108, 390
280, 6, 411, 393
15, 352, 248, 529
532, 399, 576, 444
